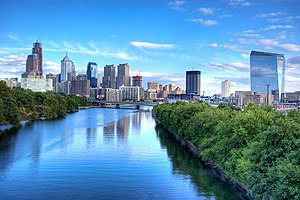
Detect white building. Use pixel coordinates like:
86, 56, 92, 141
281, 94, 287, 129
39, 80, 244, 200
21, 78, 53, 92
221, 80, 230, 98
61, 54, 76, 82
120, 86, 140, 101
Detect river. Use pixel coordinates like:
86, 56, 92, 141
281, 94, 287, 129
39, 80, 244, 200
0, 107, 238, 199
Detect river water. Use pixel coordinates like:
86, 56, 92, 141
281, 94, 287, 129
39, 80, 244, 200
0, 107, 238, 199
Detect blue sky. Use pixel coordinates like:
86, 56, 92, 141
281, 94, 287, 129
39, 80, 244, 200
0, 0, 299, 94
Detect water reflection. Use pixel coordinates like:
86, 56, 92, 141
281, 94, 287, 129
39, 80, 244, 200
86, 128, 97, 148
155, 124, 238, 200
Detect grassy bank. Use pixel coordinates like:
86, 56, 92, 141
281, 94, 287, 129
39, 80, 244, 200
153, 101, 300, 200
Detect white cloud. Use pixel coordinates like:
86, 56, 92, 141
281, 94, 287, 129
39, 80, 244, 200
229, 0, 252, 6
259, 25, 294, 32
167, 0, 186, 11
198, 7, 213, 15
277, 44, 300, 52
207, 43, 218, 48
101, 51, 143, 61
241, 53, 249, 59
256, 12, 284, 18
7, 34, 20, 41
188, 18, 218, 26
203, 62, 249, 72
43, 61, 60, 74
130, 41, 174, 50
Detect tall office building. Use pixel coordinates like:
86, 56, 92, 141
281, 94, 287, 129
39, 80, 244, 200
186, 70, 201, 95
221, 80, 230, 97
22, 40, 43, 78
61, 53, 76, 82
102, 64, 116, 89
116, 63, 130, 88
86, 62, 98, 88
32, 40, 43, 76
132, 75, 142, 88
250, 51, 285, 102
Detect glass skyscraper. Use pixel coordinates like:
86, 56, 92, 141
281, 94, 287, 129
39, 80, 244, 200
86, 62, 98, 88
61, 53, 76, 82
186, 70, 201, 95
250, 51, 285, 102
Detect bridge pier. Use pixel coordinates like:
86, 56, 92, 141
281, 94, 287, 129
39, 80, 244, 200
136, 105, 140, 109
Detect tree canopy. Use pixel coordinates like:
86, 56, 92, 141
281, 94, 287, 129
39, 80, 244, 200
153, 101, 300, 200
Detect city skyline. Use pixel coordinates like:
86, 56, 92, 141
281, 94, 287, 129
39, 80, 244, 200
0, 0, 299, 95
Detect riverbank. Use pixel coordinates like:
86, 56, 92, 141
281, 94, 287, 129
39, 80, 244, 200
152, 111, 250, 200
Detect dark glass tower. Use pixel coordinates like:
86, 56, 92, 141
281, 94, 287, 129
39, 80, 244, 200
250, 51, 285, 102
186, 70, 201, 95
86, 62, 98, 88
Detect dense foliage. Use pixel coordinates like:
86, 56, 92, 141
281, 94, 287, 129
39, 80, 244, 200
153, 101, 300, 200
0, 81, 88, 126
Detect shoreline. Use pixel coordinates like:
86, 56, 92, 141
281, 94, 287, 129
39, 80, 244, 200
152, 111, 251, 200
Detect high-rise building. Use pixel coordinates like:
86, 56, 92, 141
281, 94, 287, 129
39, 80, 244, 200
221, 80, 230, 98
147, 82, 159, 91
61, 53, 76, 82
250, 51, 285, 102
168, 83, 176, 92
32, 40, 43, 76
116, 63, 130, 88
22, 40, 43, 78
102, 64, 116, 89
86, 62, 98, 88
186, 70, 201, 95
70, 79, 90, 96
132, 75, 142, 88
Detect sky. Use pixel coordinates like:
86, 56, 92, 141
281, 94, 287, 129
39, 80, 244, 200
0, 0, 299, 95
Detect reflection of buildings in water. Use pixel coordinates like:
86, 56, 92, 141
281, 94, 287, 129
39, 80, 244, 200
103, 121, 116, 144
116, 116, 130, 143
86, 128, 97, 148
31, 132, 42, 170
131, 111, 143, 132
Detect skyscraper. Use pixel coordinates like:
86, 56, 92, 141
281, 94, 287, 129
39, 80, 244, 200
32, 40, 43, 76
221, 80, 230, 97
102, 64, 116, 89
116, 63, 130, 88
22, 40, 43, 78
250, 51, 285, 102
86, 62, 98, 88
132, 75, 142, 88
186, 70, 201, 95
61, 53, 76, 82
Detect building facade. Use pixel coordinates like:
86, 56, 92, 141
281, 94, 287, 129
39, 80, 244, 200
116, 63, 130, 88
132, 75, 142, 88
147, 82, 159, 91
221, 80, 230, 98
102, 64, 116, 89
70, 79, 90, 96
86, 62, 98, 88
21, 78, 52, 92
61, 54, 76, 82
120, 86, 140, 101
22, 41, 43, 78
250, 51, 285, 103
186, 70, 201, 95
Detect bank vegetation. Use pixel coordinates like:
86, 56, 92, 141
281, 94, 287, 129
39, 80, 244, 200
0, 80, 88, 127
153, 101, 299, 200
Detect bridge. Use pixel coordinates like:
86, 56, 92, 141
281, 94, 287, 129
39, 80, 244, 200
89, 100, 162, 109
